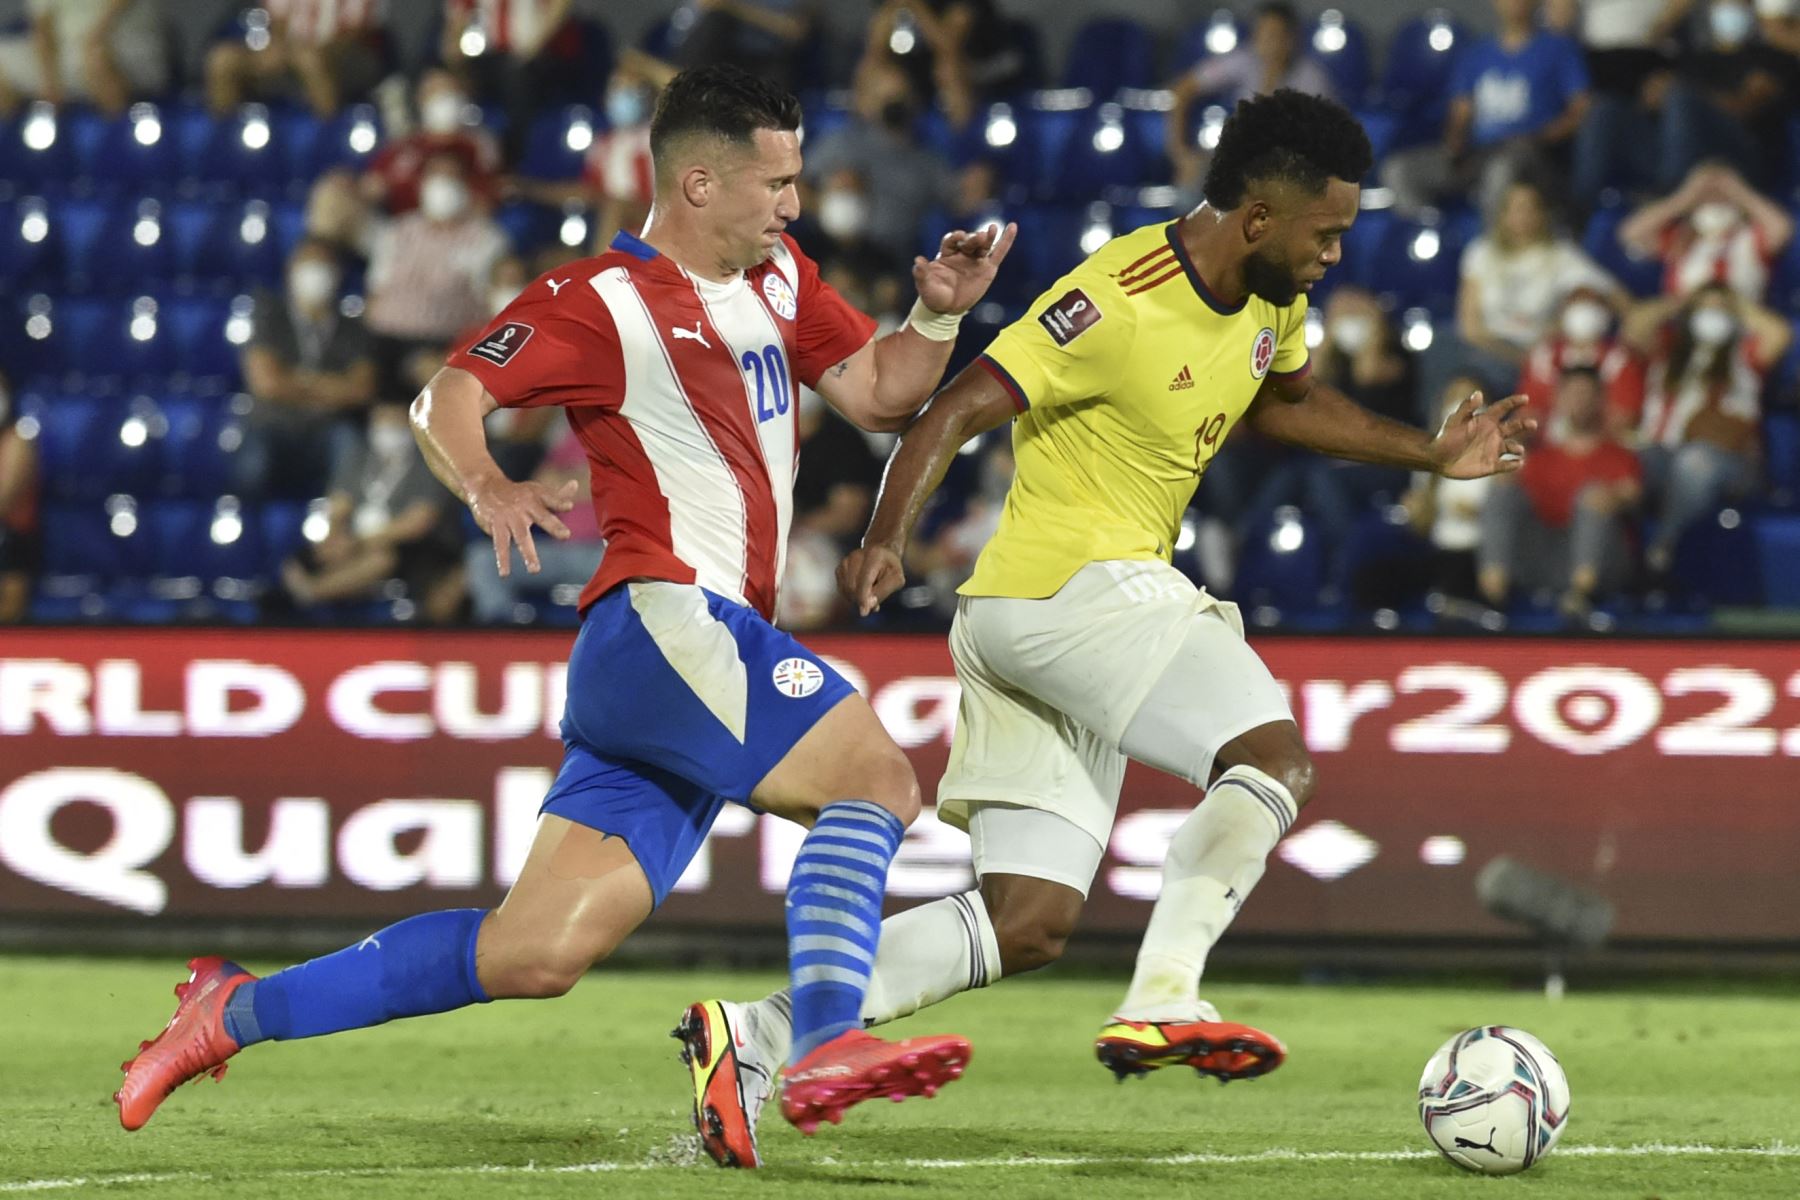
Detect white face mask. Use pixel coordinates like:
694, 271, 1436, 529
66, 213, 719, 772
1711, 1, 1755, 43
420, 92, 466, 135
1690, 201, 1740, 239
369, 422, 413, 459
288, 261, 338, 310
1560, 300, 1610, 343
817, 190, 871, 241
1690, 306, 1738, 346
1328, 312, 1375, 355
419, 175, 470, 222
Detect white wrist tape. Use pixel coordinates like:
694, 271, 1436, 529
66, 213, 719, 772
907, 299, 964, 341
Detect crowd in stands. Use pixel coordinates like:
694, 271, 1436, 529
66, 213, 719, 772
1, 0, 1799, 633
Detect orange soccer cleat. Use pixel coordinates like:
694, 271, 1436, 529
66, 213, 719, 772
778, 1028, 972, 1136
114, 956, 255, 1130
1094, 1013, 1287, 1084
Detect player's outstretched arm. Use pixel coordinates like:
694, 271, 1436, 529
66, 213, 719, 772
838, 362, 1018, 615
1246, 373, 1536, 480
818, 223, 1018, 432
410, 365, 577, 577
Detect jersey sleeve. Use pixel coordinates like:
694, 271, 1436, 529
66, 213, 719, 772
445, 281, 624, 410
976, 271, 1137, 413
1270, 294, 1310, 380
785, 234, 878, 388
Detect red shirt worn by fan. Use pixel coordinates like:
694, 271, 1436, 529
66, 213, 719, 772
1519, 440, 1641, 529
447, 230, 875, 619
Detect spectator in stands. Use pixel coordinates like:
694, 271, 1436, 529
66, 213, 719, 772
0, 0, 170, 117
905, 436, 1012, 621
303, 69, 504, 266
803, 57, 950, 261
778, 394, 887, 630
1450, 178, 1622, 394
1760, 0, 1800, 54
671, 0, 815, 91
464, 424, 601, 624
1479, 366, 1642, 620
1518, 285, 1645, 439
510, 54, 669, 249
865, 0, 1026, 132
1617, 161, 1793, 300
441, 0, 594, 165
206, 0, 387, 119
1653, 0, 1796, 191
0, 373, 39, 624
1565, 0, 1691, 208
1623, 280, 1792, 575
364, 151, 510, 401
277, 402, 463, 623
1383, 0, 1592, 219
234, 237, 378, 499
1165, 2, 1337, 195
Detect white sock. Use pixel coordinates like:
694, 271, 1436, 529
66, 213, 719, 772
1113, 765, 1297, 1022
750, 890, 1002, 1062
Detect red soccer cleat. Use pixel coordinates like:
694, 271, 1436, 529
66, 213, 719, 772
1094, 1016, 1287, 1084
778, 1028, 971, 1136
114, 956, 255, 1131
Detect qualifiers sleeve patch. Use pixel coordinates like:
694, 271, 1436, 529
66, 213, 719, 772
467, 322, 535, 366
1036, 288, 1102, 346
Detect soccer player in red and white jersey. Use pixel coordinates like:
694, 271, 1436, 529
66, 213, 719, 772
113, 65, 1017, 1167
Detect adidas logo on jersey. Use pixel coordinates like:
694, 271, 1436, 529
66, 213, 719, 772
1169, 365, 1194, 391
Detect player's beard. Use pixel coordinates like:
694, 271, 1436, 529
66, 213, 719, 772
1242, 246, 1301, 306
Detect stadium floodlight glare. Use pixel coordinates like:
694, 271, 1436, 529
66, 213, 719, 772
889, 26, 916, 55
1719, 507, 1742, 530
23, 103, 56, 151
1403, 308, 1434, 352
20, 205, 48, 244
1092, 104, 1125, 153
1304, 306, 1324, 349
119, 416, 148, 448
560, 211, 588, 247
1476, 856, 1614, 999
984, 105, 1017, 148
565, 117, 594, 153
349, 118, 377, 154
1315, 10, 1349, 54
1409, 228, 1441, 261
1272, 509, 1305, 553
460, 28, 486, 57
210, 506, 244, 547
107, 494, 138, 538
129, 298, 158, 343
134, 215, 160, 248
1080, 221, 1112, 254
1198, 105, 1227, 150
1176, 518, 1197, 552
131, 104, 162, 147
241, 106, 271, 150
1428, 21, 1455, 52
240, 202, 268, 245
302, 501, 332, 543
1206, 10, 1239, 55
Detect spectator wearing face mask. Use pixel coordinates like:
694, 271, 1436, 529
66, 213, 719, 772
277, 401, 464, 623
364, 151, 510, 401
1624, 280, 1792, 574
1618, 160, 1793, 301
1655, 0, 1796, 191
0, 370, 38, 623
1518, 286, 1645, 440
234, 238, 378, 498
1479, 365, 1642, 621
801, 58, 951, 261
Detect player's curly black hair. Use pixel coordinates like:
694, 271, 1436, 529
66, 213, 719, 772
1202, 89, 1373, 210
650, 64, 802, 165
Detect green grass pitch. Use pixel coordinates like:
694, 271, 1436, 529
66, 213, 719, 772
4, 956, 1797, 1197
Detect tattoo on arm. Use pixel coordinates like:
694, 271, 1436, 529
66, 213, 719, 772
829, 360, 850, 378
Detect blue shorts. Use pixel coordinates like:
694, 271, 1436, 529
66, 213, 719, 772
539, 581, 857, 905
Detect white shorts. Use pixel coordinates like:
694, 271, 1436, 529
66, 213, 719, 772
938, 560, 1294, 871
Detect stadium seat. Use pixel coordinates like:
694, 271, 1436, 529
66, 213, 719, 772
1060, 18, 1157, 96
1235, 507, 1328, 614
185, 104, 291, 196
54, 197, 112, 292
1764, 410, 1799, 505
1582, 204, 1663, 298
1755, 513, 1800, 604
155, 392, 236, 498
1377, 11, 1467, 150
1170, 10, 1245, 78
495, 201, 561, 255
40, 496, 155, 582
1047, 103, 1158, 200
519, 106, 597, 180
0, 103, 74, 194
299, 104, 383, 182
164, 296, 242, 383
1669, 508, 1763, 607
1310, 11, 1371, 106
145, 496, 265, 589
275, 108, 325, 189
0, 196, 58, 290
1365, 213, 1464, 311
260, 499, 312, 577
100, 199, 178, 296
77, 103, 179, 195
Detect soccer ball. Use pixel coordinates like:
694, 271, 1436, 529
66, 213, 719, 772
1417, 1026, 1570, 1175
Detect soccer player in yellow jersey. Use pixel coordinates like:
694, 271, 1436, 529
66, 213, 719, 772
688, 91, 1535, 1146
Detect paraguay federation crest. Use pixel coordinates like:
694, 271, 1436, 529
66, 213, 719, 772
772, 657, 824, 698
762, 272, 798, 320
1250, 327, 1277, 380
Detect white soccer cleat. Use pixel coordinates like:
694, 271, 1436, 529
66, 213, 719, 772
673, 999, 779, 1168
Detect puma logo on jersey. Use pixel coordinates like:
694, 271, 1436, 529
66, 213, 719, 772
672, 321, 712, 349
546, 277, 570, 295
1169, 365, 1194, 391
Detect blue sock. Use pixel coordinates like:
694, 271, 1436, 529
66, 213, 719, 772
785, 800, 905, 1063
222, 908, 490, 1046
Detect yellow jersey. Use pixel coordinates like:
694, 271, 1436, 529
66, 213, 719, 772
963, 219, 1311, 599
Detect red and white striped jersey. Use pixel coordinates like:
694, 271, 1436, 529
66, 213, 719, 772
448, 231, 876, 619
445, 0, 566, 53
267, 0, 384, 45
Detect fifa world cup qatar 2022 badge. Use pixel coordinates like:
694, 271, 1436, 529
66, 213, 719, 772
1038, 288, 1102, 346
468, 322, 535, 366
1250, 327, 1276, 380
771, 657, 825, 698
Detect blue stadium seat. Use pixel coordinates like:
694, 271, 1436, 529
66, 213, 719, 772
1060, 18, 1157, 96
1671, 509, 1763, 607
269, 197, 308, 262
145, 497, 265, 587
1365, 214, 1465, 311
276, 108, 325, 188
1755, 513, 1800, 604
1047, 103, 1157, 200
0, 196, 57, 289
185, 104, 291, 196
54, 197, 111, 292
495, 201, 560, 254
1377, 12, 1468, 150
1765, 410, 1799, 505
76, 103, 180, 194
40, 497, 154, 581
101, 199, 178, 296
0, 103, 75, 194
1171, 11, 1245, 79
260, 499, 312, 576
164, 296, 241, 383
1007, 203, 1089, 301
519, 106, 597, 180
155, 392, 235, 498
1309, 12, 1372, 106
1235, 507, 1328, 613
1338, 206, 1395, 293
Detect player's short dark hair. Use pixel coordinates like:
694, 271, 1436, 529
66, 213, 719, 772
1203, 89, 1373, 210
650, 64, 802, 167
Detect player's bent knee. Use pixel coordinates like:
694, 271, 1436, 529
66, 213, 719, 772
851, 743, 922, 826
1279, 756, 1319, 810
991, 912, 1074, 976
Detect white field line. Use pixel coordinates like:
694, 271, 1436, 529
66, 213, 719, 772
4, 1142, 1796, 1192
